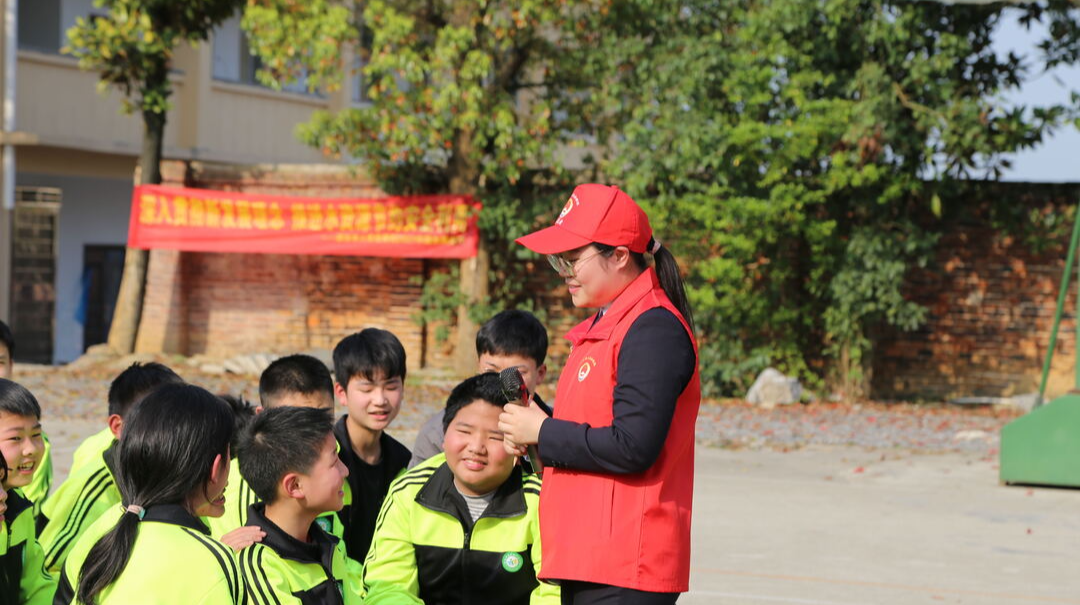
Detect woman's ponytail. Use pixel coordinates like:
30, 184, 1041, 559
650, 239, 696, 335
76, 511, 141, 605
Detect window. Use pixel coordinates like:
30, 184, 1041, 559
19, 0, 101, 54
19, 0, 61, 53
212, 14, 314, 95
350, 26, 374, 105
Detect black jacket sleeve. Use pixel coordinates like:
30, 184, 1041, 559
538, 308, 696, 474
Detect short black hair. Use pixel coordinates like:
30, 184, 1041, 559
333, 328, 407, 387
442, 373, 511, 433
259, 354, 334, 409
107, 362, 184, 418
0, 320, 13, 358
219, 394, 257, 458
238, 406, 334, 504
0, 378, 40, 419
476, 310, 547, 366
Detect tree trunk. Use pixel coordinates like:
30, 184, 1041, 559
455, 241, 490, 374
106, 103, 166, 355
448, 126, 486, 375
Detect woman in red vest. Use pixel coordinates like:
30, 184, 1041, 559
499, 184, 701, 604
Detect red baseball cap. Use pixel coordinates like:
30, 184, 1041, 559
515, 184, 652, 254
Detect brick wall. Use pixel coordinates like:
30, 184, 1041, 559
134, 160, 586, 374
873, 184, 1080, 401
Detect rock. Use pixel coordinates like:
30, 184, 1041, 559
954, 430, 991, 442
199, 363, 227, 375
746, 368, 802, 407
222, 358, 248, 375
1007, 393, 1039, 413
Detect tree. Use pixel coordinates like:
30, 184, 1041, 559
245, 0, 617, 372
66, 0, 243, 354
602, 0, 1080, 396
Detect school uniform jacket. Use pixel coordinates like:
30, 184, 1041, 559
362, 454, 559, 605
53, 504, 246, 605
537, 268, 701, 593
67, 429, 114, 479
1, 489, 56, 605
238, 504, 360, 605
39, 441, 122, 574
23, 431, 54, 521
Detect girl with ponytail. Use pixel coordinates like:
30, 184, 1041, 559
499, 184, 701, 604
54, 383, 243, 605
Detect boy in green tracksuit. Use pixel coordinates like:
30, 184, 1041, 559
237, 406, 358, 604
0, 411, 56, 605
38, 362, 182, 574
0, 322, 53, 520
362, 373, 559, 605
209, 354, 337, 542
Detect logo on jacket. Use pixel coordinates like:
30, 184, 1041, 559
577, 356, 597, 382
316, 517, 332, 532
501, 552, 524, 573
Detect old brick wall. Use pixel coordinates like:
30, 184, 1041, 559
134, 160, 586, 375
873, 184, 1080, 401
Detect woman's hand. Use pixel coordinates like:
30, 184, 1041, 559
498, 400, 548, 455
220, 525, 266, 552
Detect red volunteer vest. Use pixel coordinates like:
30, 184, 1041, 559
538, 268, 701, 593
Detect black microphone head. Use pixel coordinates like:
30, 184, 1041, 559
498, 367, 526, 403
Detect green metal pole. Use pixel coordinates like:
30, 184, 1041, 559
1038, 203, 1080, 405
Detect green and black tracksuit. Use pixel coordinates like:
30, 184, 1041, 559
38, 440, 121, 575
1, 488, 56, 605
238, 504, 361, 605
362, 454, 559, 605
23, 431, 54, 521
54, 504, 246, 604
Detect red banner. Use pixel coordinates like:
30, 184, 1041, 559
128, 185, 481, 258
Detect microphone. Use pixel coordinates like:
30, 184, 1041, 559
498, 367, 544, 473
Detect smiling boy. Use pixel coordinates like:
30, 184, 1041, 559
0, 377, 46, 504
332, 328, 412, 564
237, 406, 357, 604
410, 309, 551, 469
362, 373, 557, 605
0, 379, 55, 605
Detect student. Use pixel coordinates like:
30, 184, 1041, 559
0, 322, 53, 519
0, 388, 56, 605
0, 320, 12, 381
53, 383, 243, 605
0, 378, 48, 521
237, 406, 357, 605
332, 328, 411, 564
410, 310, 550, 468
39, 363, 183, 574
210, 354, 336, 541
67, 363, 183, 478
363, 373, 557, 605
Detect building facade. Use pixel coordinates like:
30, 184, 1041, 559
2, 0, 368, 363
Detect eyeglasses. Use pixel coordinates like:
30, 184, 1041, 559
547, 250, 604, 278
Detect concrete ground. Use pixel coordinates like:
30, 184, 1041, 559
43, 420, 1078, 605
685, 447, 1079, 605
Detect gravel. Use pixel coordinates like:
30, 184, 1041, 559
14, 357, 1018, 459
